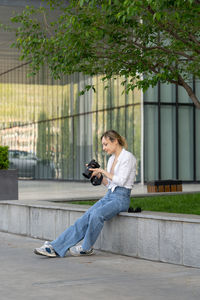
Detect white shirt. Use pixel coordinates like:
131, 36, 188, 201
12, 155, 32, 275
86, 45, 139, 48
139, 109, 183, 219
106, 148, 136, 192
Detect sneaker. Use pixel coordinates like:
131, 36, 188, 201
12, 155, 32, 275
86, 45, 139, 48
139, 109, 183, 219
34, 241, 57, 257
69, 245, 94, 257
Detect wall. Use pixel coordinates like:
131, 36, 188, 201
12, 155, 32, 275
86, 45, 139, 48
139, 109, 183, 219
1, 201, 200, 268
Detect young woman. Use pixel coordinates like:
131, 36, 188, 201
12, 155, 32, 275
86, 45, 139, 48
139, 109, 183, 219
34, 130, 136, 257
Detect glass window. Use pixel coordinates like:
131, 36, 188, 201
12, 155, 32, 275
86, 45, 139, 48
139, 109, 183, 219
133, 104, 141, 181
196, 108, 200, 180
160, 106, 176, 179
144, 85, 158, 102
144, 105, 159, 181
178, 107, 194, 180
160, 83, 176, 103
196, 78, 200, 180
61, 116, 71, 180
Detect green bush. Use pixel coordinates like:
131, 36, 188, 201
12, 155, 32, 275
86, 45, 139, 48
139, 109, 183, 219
0, 146, 9, 170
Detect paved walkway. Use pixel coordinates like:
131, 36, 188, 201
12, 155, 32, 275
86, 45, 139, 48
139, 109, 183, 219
1, 231, 200, 300
2, 181, 200, 299
18, 180, 200, 202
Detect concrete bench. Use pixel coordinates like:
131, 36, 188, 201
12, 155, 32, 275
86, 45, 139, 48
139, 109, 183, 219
1, 200, 200, 268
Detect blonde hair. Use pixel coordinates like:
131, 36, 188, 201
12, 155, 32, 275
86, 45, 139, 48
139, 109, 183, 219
101, 130, 128, 149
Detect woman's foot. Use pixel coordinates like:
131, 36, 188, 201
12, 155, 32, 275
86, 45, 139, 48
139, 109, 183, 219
69, 245, 94, 257
34, 241, 57, 257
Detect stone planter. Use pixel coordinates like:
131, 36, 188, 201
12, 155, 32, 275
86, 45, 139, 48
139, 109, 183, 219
0, 169, 18, 200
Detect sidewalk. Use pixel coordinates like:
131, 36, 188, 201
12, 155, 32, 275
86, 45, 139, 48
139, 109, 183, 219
18, 180, 200, 202
1, 231, 200, 300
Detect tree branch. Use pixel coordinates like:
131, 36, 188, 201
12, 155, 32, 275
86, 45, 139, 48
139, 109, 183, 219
178, 75, 200, 108
132, 41, 195, 61
146, 5, 200, 55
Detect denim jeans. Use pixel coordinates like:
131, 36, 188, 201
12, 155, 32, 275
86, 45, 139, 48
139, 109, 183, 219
51, 186, 131, 257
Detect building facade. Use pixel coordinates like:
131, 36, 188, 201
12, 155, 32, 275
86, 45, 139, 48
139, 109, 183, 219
0, 0, 199, 183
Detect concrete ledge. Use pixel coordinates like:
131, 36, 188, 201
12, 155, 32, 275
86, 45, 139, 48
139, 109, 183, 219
1, 200, 200, 268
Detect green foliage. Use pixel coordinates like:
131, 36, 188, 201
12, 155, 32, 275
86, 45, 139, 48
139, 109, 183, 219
0, 146, 9, 170
8, 0, 200, 107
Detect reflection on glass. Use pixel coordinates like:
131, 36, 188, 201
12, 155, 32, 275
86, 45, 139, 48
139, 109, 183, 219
0, 66, 141, 182
160, 106, 176, 179
144, 85, 158, 102
178, 107, 194, 180
144, 105, 159, 181
160, 83, 176, 103
196, 109, 200, 180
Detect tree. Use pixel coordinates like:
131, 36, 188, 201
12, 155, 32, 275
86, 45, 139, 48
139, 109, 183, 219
10, 0, 200, 108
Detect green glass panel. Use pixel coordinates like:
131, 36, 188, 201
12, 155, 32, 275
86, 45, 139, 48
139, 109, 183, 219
178, 107, 194, 180
144, 85, 158, 102
160, 83, 176, 103
196, 108, 200, 180
144, 105, 159, 181
160, 106, 176, 179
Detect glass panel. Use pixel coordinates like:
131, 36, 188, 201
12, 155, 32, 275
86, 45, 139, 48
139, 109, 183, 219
143, 85, 158, 102
196, 78, 200, 180
133, 104, 141, 182
160, 83, 176, 103
196, 108, 200, 180
126, 106, 134, 153
160, 106, 176, 179
196, 78, 200, 97
144, 105, 159, 181
178, 107, 194, 180
133, 85, 141, 105
95, 111, 105, 167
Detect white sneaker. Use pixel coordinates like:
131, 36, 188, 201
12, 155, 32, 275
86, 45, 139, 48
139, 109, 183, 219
34, 241, 57, 257
69, 245, 94, 257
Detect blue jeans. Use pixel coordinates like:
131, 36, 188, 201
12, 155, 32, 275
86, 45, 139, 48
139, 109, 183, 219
51, 186, 131, 257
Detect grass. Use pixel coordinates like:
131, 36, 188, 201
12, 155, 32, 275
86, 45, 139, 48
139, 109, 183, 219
130, 193, 200, 215
68, 193, 200, 215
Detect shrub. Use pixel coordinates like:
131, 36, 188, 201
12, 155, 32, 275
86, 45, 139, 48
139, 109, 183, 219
0, 146, 9, 170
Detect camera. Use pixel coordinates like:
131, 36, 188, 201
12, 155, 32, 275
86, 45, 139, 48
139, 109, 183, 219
82, 159, 103, 186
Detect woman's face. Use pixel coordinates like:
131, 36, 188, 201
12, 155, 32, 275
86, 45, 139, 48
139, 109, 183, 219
101, 136, 118, 155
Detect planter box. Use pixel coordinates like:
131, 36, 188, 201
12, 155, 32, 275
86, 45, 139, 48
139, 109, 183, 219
147, 180, 182, 193
0, 169, 18, 200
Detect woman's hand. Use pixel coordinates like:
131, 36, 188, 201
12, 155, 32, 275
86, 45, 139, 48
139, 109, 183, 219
89, 168, 113, 181
89, 168, 104, 178
89, 167, 113, 186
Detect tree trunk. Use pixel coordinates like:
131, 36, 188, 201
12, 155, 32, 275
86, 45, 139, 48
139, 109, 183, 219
178, 76, 200, 109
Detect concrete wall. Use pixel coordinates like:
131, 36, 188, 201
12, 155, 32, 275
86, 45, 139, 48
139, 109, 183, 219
1, 201, 200, 268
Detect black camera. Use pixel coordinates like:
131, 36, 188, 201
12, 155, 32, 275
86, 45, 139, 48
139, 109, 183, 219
82, 159, 103, 186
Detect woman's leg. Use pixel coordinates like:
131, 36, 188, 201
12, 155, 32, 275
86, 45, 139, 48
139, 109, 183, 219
50, 192, 110, 257
81, 187, 131, 251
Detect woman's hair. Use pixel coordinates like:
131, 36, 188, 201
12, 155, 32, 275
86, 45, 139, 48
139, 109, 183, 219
101, 130, 128, 149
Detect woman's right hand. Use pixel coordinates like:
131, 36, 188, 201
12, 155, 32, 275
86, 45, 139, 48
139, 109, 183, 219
90, 168, 101, 178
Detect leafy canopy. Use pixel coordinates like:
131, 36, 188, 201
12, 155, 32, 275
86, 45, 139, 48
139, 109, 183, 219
10, 0, 200, 107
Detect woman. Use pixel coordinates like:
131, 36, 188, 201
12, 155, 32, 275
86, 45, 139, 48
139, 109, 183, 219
34, 130, 136, 257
